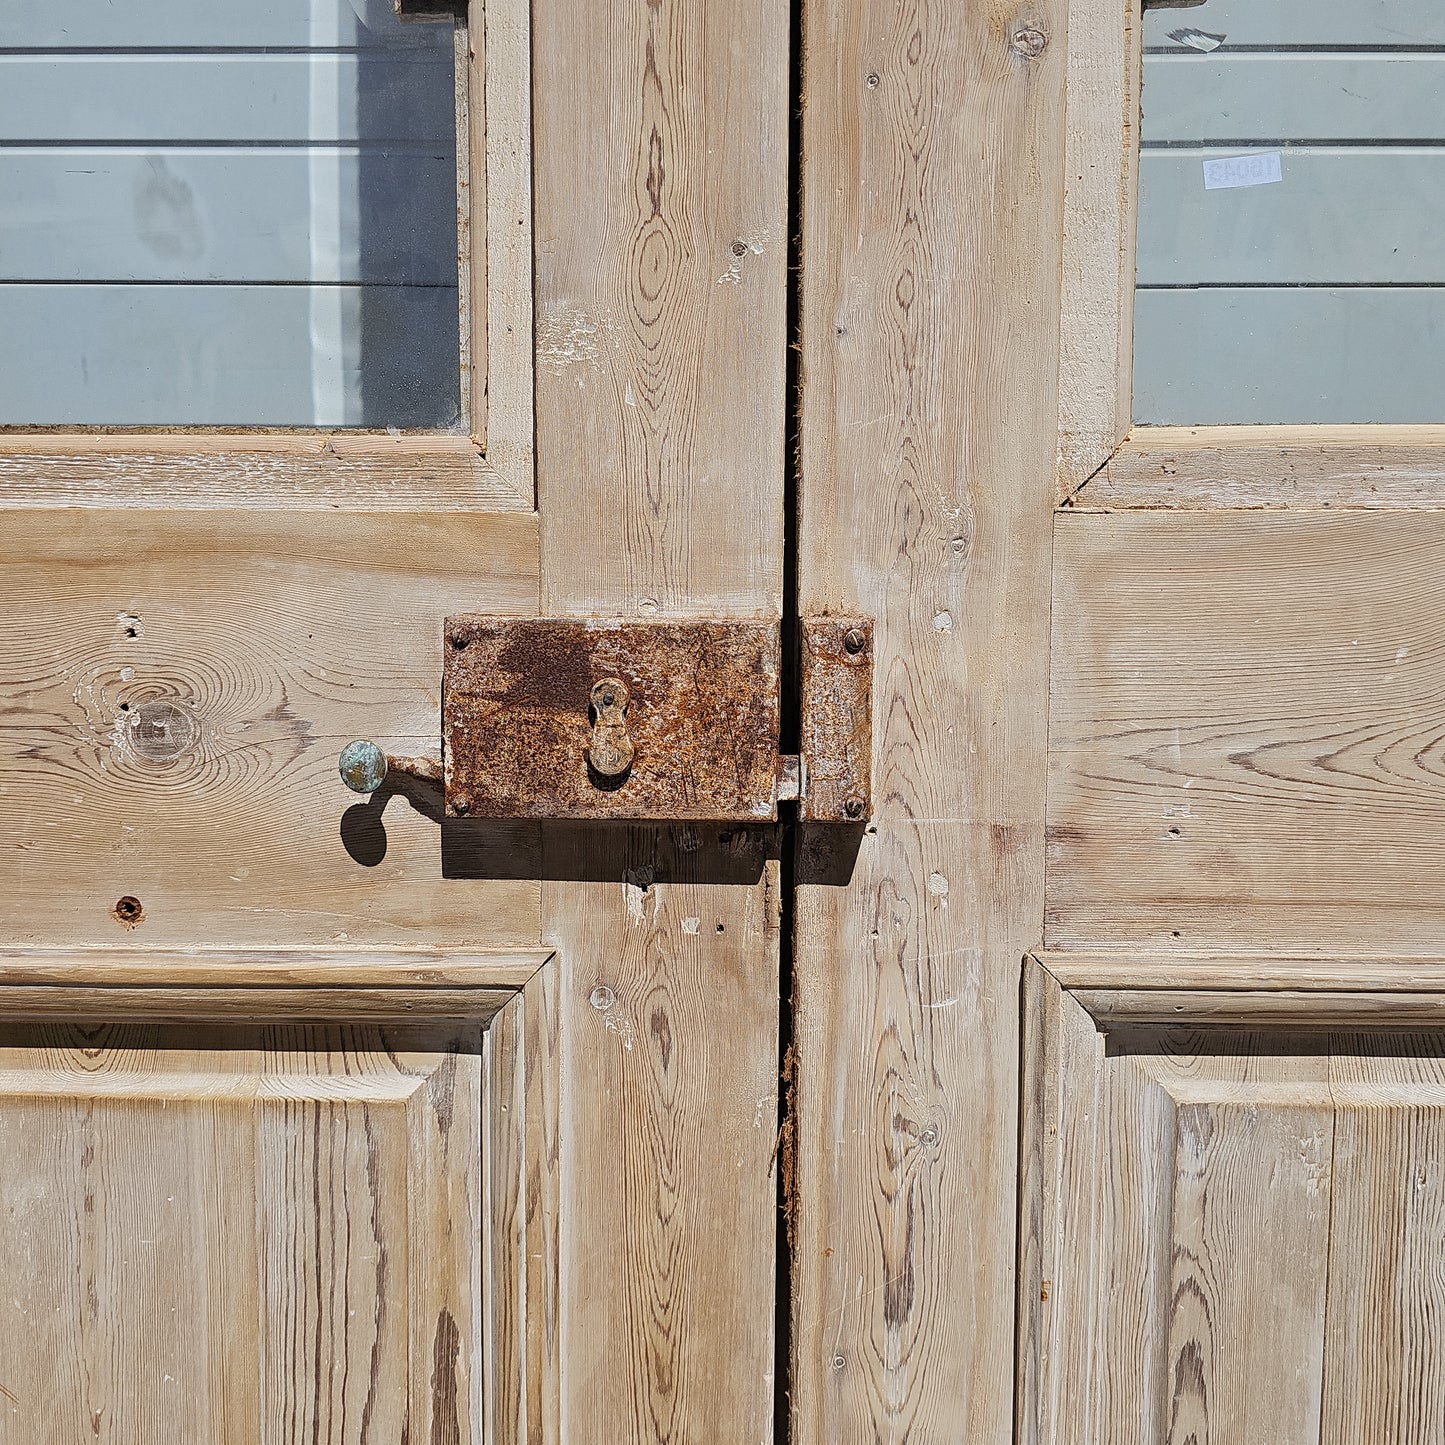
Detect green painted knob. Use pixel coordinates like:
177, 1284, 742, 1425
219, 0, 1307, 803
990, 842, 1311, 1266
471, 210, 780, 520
338, 740, 388, 794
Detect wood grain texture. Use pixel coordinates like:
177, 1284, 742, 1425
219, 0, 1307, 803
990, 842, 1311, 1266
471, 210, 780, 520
1024, 960, 1445, 1444
1044, 952, 1445, 993
533, 0, 786, 617
1057, 0, 1139, 497
519, 963, 562, 1445
0, 434, 528, 511
1324, 1043, 1445, 1445
1049, 509, 1445, 954
0, 948, 546, 992
0, 508, 539, 951
1074, 425, 1445, 510
793, 0, 1064, 1437
0, 1016, 483, 1443
532, 0, 787, 1437
469, 0, 535, 493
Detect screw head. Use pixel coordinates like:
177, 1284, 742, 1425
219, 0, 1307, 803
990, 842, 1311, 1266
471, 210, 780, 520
843, 628, 867, 655
449, 627, 471, 650
453, 794, 471, 816
844, 797, 865, 820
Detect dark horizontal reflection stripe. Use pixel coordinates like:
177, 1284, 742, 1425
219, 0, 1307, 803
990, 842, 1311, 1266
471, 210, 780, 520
0, 139, 455, 150
1137, 282, 1445, 291
0, 46, 457, 58
1144, 43, 1445, 56
1142, 139, 1445, 150
0, 280, 461, 289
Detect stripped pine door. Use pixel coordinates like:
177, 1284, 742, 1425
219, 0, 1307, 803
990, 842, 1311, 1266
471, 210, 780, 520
0, 0, 785, 1440
1019, 0, 1445, 1439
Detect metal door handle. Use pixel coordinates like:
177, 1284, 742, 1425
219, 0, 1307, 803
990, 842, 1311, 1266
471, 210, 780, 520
338, 740, 442, 794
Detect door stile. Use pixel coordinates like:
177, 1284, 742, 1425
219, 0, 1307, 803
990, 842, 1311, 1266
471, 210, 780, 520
791, 0, 1068, 1439
532, 0, 789, 1439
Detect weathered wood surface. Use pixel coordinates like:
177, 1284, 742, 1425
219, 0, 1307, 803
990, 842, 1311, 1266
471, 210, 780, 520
1045, 952, 1445, 994
1049, 510, 1445, 955
793, 0, 1063, 1438
1077, 425, 1445, 510
1057, 0, 1140, 494
0, 508, 539, 951
0, 1016, 483, 1441
1324, 1053, 1445, 1444
1023, 958, 1445, 1444
533, 0, 787, 1436
0, 434, 529, 511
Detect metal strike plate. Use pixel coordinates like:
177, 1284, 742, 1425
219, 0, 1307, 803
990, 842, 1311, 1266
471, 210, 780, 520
443, 619, 783, 820
799, 618, 873, 823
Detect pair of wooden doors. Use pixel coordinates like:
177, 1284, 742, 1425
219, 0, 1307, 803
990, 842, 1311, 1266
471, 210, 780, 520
6, 0, 1444, 1441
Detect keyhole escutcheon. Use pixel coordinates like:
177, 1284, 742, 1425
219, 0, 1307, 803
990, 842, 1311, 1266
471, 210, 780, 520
588, 678, 635, 780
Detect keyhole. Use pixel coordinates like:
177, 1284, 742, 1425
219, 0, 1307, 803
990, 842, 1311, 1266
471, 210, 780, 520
588, 677, 635, 782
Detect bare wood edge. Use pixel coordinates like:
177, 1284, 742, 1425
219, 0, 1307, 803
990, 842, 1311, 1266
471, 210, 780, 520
1014, 955, 1050, 1445
1064, 425, 1445, 511
485, 955, 561, 1445
1039, 951, 1445, 993
1055, 0, 1138, 503
1036, 951, 1445, 1028
1017, 954, 1107, 1445
0, 0, 535, 513
457, 10, 484, 447
0, 948, 551, 989
1074, 990, 1445, 1028
0, 948, 554, 1022
477, 0, 536, 508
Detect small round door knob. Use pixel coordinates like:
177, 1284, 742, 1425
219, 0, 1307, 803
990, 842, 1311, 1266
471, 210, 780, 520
338, 740, 389, 794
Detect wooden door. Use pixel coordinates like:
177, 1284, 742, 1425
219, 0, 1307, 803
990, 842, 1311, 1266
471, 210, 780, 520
1019, 0, 1445, 1440
779, 0, 1445, 1440
0, 0, 785, 1440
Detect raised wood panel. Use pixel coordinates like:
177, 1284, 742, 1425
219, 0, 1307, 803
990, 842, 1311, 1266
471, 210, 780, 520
0, 509, 540, 951
0, 1016, 482, 1443
1048, 510, 1445, 954
794, 0, 1063, 1438
1022, 960, 1445, 1445
1324, 1065, 1445, 1443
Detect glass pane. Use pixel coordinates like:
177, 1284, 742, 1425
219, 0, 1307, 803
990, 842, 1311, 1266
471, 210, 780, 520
1134, 0, 1445, 424
0, 0, 462, 429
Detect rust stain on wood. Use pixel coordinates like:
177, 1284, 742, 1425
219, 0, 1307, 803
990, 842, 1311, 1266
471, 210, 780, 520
443, 618, 782, 820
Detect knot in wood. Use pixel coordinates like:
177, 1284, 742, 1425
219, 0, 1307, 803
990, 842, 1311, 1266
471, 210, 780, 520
129, 698, 198, 763
1009, 24, 1048, 58
588, 677, 635, 780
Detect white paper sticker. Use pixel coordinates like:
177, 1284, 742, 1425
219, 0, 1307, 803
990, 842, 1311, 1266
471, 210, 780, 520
1203, 152, 1283, 190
